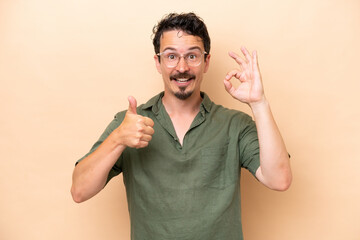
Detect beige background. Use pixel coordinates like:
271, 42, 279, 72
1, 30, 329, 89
1, 0, 359, 239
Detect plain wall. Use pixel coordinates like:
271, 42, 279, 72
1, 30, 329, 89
1, 0, 359, 239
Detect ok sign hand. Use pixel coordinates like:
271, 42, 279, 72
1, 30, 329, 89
223, 47, 265, 107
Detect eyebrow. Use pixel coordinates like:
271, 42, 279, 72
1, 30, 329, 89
162, 46, 202, 52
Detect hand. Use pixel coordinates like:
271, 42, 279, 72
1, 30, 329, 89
223, 47, 265, 106
114, 96, 155, 149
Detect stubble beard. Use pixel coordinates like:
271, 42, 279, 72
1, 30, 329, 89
174, 87, 193, 100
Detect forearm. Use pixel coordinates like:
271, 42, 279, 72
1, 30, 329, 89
250, 99, 292, 191
71, 133, 126, 203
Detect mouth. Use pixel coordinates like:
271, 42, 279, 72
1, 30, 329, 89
170, 74, 195, 84
173, 78, 194, 83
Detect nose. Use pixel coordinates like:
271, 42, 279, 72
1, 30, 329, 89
176, 56, 190, 73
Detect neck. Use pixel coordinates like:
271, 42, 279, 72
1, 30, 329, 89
162, 91, 202, 115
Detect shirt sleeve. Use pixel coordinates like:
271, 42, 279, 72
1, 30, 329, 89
75, 111, 126, 184
238, 114, 260, 178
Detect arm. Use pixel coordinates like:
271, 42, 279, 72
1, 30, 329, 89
224, 47, 292, 191
71, 96, 155, 203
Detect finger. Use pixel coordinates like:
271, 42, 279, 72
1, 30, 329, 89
225, 69, 242, 80
239, 71, 248, 83
223, 79, 236, 96
228, 51, 247, 66
252, 50, 260, 71
135, 141, 149, 149
142, 125, 155, 135
241, 47, 252, 63
127, 96, 137, 114
140, 134, 153, 142
143, 117, 155, 127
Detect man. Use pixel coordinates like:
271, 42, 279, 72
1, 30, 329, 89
71, 12, 292, 240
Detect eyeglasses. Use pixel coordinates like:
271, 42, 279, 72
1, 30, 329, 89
157, 50, 207, 68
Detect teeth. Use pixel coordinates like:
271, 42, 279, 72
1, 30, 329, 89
176, 78, 189, 82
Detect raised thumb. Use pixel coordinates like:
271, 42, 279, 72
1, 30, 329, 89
127, 96, 137, 114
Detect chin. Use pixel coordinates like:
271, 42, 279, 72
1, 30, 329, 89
174, 89, 193, 100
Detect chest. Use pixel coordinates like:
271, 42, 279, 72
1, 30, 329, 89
169, 114, 195, 145
123, 124, 237, 191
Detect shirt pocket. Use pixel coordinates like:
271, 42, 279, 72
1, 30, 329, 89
201, 143, 231, 189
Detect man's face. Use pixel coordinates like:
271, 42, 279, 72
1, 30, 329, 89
154, 30, 210, 100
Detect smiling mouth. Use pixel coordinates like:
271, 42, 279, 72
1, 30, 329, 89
170, 74, 195, 83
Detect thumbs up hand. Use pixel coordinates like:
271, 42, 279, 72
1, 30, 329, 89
114, 96, 155, 149
127, 95, 138, 115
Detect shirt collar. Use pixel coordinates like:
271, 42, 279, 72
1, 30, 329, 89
200, 92, 212, 113
141, 91, 213, 114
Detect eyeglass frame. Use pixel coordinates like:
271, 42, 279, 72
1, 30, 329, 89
156, 50, 208, 68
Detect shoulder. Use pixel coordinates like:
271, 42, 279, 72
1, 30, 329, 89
210, 102, 254, 125
106, 110, 127, 133
114, 110, 127, 122
202, 92, 253, 124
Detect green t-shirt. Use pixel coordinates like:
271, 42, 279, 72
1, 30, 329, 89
78, 92, 260, 240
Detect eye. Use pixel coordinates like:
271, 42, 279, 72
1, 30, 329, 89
166, 53, 177, 61
187, 52, 200, 62
188, 54, 197, 60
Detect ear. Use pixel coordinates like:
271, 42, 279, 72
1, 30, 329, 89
203, 54, 211, 73
154, 54, 162, 74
